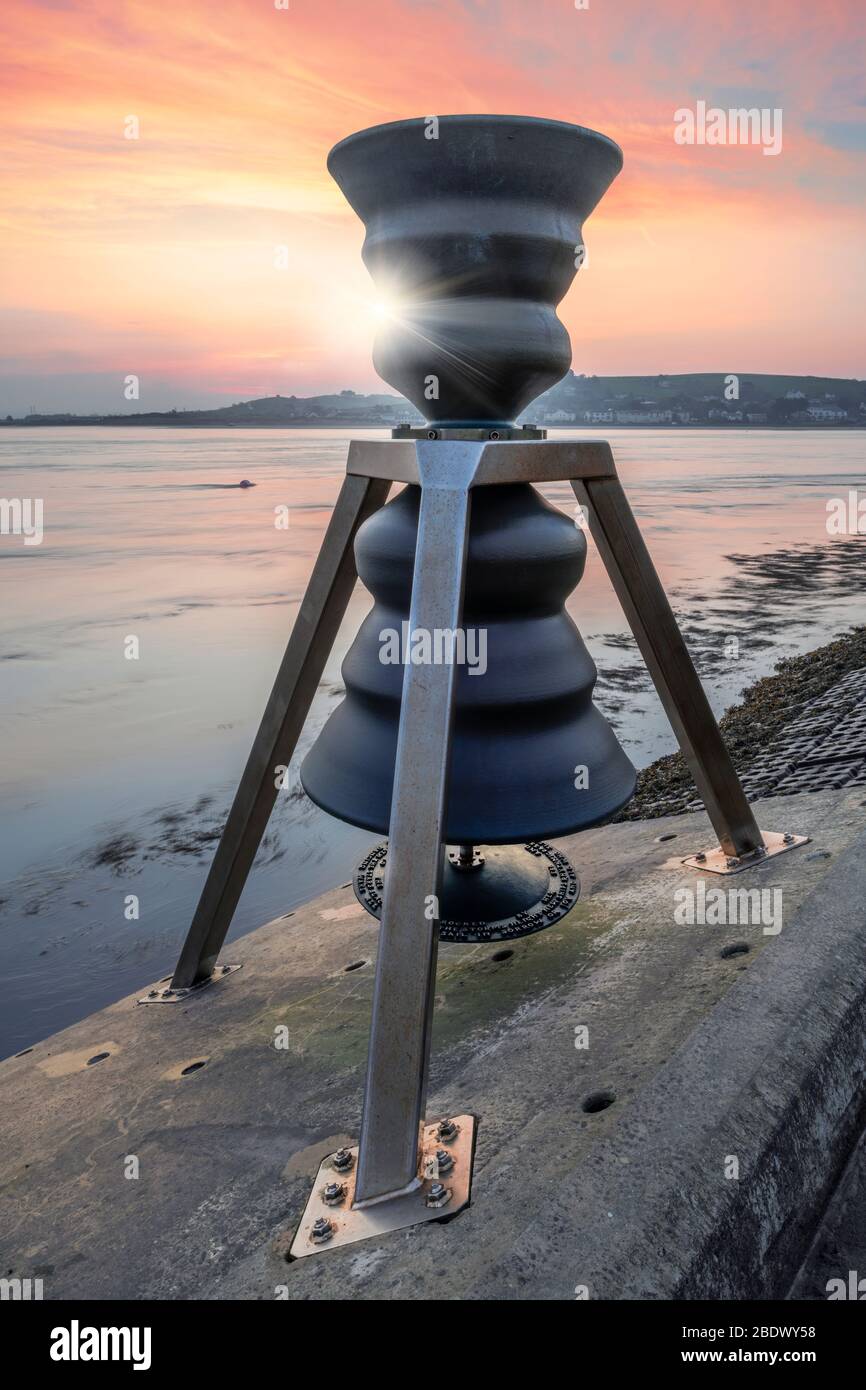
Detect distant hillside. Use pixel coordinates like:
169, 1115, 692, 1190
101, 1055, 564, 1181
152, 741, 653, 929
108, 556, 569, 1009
2, 389, 420, 429
5, 374, 865, 428
530, 372, 866, 427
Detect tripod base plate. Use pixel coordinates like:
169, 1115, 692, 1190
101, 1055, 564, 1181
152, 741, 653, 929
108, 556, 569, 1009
288, 1114, 475, 1259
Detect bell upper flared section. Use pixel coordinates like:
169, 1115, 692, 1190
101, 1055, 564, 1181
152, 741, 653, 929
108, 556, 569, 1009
327, 116, 623, 424
300, 483, 636, 844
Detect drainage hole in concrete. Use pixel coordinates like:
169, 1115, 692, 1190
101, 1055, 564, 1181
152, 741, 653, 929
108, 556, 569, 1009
491, 949, 515, 963
344, 960, 367, 973
656, 833, 677, 842
720, 942, 751, 960
582, 1088, 616, 1114
87, 1052, 110, 1066
181, 1060, 208, 1076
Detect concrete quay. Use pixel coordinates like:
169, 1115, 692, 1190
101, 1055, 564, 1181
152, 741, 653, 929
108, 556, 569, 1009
2, 784, 865, 1301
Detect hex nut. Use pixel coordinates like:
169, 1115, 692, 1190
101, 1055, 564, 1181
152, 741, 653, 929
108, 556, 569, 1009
310, 1217, 334, 1245
436, 1118, 459, 1143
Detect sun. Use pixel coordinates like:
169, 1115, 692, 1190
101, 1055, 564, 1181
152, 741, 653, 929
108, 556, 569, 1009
370, 293, 401, 323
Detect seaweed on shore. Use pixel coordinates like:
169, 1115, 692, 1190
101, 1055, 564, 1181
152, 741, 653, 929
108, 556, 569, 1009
618, 625, 866, 820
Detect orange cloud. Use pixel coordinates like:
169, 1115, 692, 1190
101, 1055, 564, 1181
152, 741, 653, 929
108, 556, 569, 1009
1, 0, 863, 410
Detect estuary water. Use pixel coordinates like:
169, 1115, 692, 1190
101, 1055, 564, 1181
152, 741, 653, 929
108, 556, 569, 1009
1, 426, 864, 1056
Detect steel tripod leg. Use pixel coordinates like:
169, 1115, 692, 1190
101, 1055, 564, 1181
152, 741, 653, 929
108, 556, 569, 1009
574, 473, 763, 860
170, 472, 391, 990
353, 468, 475, 1204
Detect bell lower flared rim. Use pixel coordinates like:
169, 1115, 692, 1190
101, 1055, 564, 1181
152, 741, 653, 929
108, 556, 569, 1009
299, 760, 636, 846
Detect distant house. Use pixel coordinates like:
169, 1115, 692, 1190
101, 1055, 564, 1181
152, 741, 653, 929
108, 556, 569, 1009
614, 409, 673, 424
807, 405, 847, 422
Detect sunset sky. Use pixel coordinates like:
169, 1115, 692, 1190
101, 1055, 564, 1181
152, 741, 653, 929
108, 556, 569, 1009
1, 0, 864, 414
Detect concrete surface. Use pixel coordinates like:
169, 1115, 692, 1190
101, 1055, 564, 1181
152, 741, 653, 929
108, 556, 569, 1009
792, 1124, 866, 1299
2, 785, 866, 1301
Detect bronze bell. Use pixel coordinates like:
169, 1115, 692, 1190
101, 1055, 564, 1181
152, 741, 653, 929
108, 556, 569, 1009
300, 116, 636, 940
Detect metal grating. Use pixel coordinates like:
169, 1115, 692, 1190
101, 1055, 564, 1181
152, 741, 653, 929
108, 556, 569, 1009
683, 667, 866, 811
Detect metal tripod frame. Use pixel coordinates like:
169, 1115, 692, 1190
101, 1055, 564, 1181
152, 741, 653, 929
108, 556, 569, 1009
164, 436, 805, 1248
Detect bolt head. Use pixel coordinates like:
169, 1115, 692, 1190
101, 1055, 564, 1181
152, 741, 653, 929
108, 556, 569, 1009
436, 1118, 458, 1142
332, 1148, 355, 1172
726, 857, 738, 869
323, 1181, 345, 1207
425, 1182, 452, 1210
435, 1148, 455, 1173
783, 833, 795, 845
310, 1217, 334, 1245
695, 852, 706, 863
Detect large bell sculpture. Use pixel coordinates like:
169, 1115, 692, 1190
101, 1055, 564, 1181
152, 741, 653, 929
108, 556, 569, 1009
301, 116, 636, 942
167, 115, 792, 1257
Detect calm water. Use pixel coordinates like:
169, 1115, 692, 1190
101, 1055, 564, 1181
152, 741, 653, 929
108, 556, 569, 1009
1, 427, 864, 1057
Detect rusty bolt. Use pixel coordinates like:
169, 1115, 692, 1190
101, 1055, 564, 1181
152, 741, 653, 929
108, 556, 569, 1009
783, 832, 795, 845
726, 857, 738, 870
694, 852, 706, 864
310, 1217, 334, 1245
425, 1182, 452, 1210
332, 1148, 355, 1172
323, 1181, 345, 1207
435, 1148, 455, 1174
436, 1118, 458, 1143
